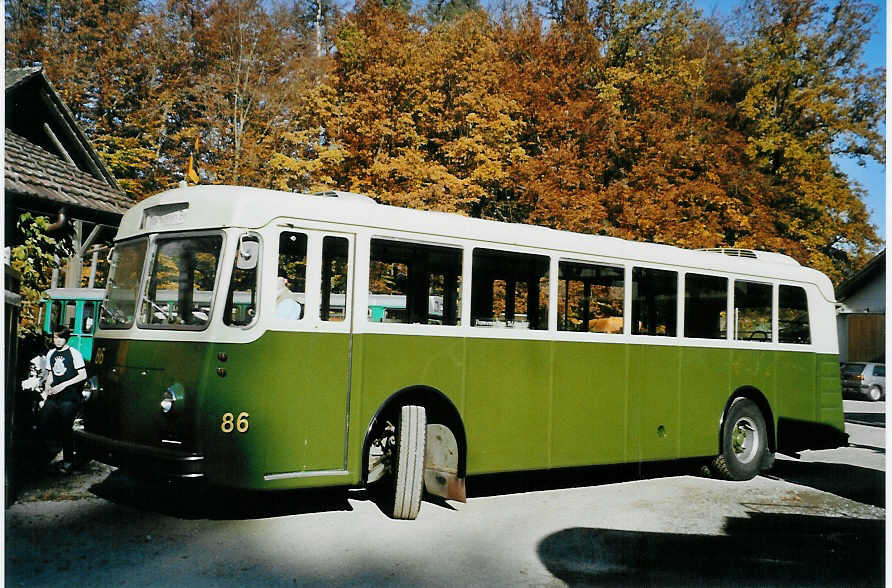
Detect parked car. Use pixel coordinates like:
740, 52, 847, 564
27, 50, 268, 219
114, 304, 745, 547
840, 362, 885, 401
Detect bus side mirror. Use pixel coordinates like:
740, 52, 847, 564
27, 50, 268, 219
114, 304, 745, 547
237, 237, 259, 270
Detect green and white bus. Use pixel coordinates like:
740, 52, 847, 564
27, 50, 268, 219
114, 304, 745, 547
75, 186, 847, 519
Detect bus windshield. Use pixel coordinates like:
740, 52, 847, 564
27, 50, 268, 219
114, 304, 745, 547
138, 234, 223, 329
99, 238, 148, 329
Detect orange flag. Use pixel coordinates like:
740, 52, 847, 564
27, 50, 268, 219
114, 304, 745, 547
186, 135, 200, 183
186, 154, 199, 184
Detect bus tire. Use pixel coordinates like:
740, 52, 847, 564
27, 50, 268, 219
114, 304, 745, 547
711, 398, 767, 481
392, 405, 426, 520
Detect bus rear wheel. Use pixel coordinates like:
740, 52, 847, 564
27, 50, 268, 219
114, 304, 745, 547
392, 405, 426, 520
711, 398, 767, 481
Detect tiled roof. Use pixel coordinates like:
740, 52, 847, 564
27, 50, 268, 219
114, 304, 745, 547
5, 129, 135, 215
5, 67, 42, 91
837, 250, 886, 301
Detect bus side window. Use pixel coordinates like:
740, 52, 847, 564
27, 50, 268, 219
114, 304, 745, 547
779, 285, 811, 344
734, 281, 772, 342
277, 232, 307, 321
321, 236, 349, 322
368, 239, 462, 326
49, 300, 61, 332
471, 249, 549, 330
65, 302, 77, 330
558, 261, 624, 333
631, 267, 677, 336
684, 273, 727, 339
82, 302, 96, 334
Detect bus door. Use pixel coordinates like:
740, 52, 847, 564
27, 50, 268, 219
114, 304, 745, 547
261, 230, 355, 480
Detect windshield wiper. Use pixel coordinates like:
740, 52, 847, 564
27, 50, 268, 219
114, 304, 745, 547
143, 298, 172, 322
99, 301, 127, 325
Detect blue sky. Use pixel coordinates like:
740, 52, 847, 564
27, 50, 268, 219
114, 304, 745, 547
695, 0, 887, 241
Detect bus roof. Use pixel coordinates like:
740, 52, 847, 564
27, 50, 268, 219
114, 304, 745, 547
45, 288, 107, 301
116, 185, 835, 300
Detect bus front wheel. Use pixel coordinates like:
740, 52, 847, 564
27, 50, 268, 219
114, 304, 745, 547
392, 405, 427, 520
712, 398, 767, 481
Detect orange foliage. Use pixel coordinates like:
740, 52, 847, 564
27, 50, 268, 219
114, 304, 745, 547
5, 0, 883, 282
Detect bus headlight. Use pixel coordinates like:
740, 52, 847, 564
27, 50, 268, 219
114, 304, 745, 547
83, 376, 100, 401
161, 387, 178, 414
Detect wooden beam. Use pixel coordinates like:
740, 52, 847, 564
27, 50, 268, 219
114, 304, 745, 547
42, 123, 76, 166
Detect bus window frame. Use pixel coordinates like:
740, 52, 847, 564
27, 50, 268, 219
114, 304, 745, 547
99, 236, 150, 330
313, 231, 355, 333
273, 228, 309, 325
358, 231, 467, 334
778, 283, 812, 345
135, 229, 227, 332
265, 227, 355, 333
682, 271, 730, 341
731, 278, 774, 343
320, 235, 352, 324
630, 264, 680, 339
223, 230, 263, 330
366, 236, 464, 328
470, 246, 550, 331
556, 258, 626, 335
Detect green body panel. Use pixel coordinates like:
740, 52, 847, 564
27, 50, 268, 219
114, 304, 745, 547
680, 347, 730, 457
776, 351, 817, 423
90, 330, 844, 489
351, 334, 466, 452
817, 355, 845, 428
463, 338, 552, 473
207, 332, 351, 487
630, 346, 681, 461
551, 342, 627, 467
92, 334, 355, 489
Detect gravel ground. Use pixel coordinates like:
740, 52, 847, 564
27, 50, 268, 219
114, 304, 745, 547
5, 400, 885, 587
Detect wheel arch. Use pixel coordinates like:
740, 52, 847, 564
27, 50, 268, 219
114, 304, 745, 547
360, 385, 467, 483
719, 386, 776, 455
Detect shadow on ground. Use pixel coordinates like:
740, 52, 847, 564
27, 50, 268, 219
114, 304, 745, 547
467, 459, 706, 499
845, 412, 886, 428
767, 460, 884, 508
847, 442, 885, 454
88, 470, 353, 520
538, 513, 884, 587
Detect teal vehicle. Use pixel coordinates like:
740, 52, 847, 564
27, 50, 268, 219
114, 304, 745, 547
75, 186, 847, 520
42, 288, 105, 361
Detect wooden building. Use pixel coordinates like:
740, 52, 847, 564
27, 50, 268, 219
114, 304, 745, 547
5, 66, 136, 287
836, 250, 886, 363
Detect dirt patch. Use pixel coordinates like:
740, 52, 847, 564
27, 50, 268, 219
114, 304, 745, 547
11, 458, 115, 504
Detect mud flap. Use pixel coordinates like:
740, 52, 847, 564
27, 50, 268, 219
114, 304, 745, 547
423, 424, 466, 503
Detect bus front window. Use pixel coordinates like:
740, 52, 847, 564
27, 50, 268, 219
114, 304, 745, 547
139, 234, 223, 329
100, 238, 148, 329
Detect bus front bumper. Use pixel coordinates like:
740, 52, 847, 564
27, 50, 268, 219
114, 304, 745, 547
73, 428, 205, 479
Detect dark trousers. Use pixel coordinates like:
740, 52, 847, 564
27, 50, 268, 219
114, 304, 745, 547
38, 393, 80, 462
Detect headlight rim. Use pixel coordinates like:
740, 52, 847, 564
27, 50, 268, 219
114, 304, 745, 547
160, 386, 178, 414
82, 376, 100, 401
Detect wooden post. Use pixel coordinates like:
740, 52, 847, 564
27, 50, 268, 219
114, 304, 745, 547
64, 220, 83, 288
87, 249, 99, 288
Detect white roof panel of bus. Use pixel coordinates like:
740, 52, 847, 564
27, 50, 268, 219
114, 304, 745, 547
116, 185, 835, 300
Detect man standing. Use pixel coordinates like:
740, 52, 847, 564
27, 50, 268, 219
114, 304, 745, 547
40, 327, 87, 473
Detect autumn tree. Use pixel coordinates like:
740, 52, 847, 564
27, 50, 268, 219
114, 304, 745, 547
424, 0, 482, 25
5, 0, 158, 197
734, 0, 884, 280
586, 0, 755, 248
278, 4, 527, 216
5, 0, 883, 284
